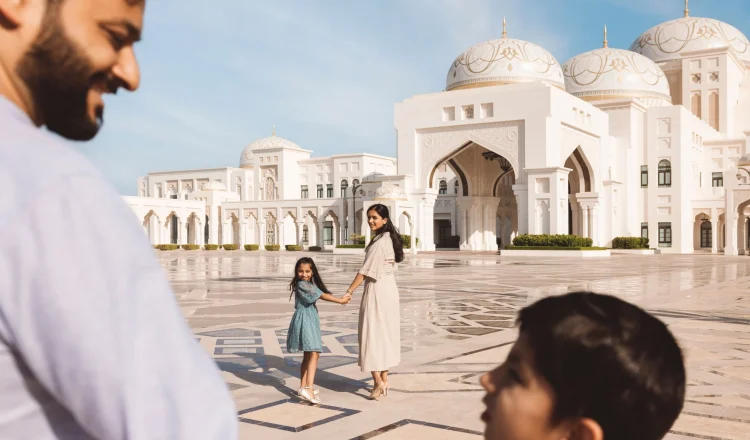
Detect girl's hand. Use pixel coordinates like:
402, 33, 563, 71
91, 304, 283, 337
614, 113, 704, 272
341, 294, 352, 305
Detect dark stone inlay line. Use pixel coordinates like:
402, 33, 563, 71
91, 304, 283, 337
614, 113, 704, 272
238, 399, 360, 433
669, 430, 734, 440
350, 419, 482, 439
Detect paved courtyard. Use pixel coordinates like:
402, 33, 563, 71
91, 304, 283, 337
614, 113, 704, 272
157, 250, 750, 440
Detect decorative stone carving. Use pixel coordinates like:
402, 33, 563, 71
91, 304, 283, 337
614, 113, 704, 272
419, 121, 522, 188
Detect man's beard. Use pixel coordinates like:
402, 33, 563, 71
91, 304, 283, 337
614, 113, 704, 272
16, 11, 105, 141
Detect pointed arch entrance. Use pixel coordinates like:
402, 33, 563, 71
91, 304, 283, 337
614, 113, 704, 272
565, 147, 595, 239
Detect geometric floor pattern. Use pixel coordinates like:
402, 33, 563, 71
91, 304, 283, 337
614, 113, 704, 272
158, 250, 750, 439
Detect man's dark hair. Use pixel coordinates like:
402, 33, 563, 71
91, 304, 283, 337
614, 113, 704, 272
517, 291, 685, 440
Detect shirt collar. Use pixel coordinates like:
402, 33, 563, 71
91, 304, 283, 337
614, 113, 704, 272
0, 95, 35, 127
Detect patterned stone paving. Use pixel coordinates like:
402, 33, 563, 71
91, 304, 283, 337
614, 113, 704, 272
158, 251, 750, 439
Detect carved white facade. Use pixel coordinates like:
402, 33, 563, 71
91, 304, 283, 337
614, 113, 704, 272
127, 7, 750, 255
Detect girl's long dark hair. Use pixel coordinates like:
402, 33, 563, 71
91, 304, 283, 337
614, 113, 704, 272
366, 204, 404, 263
289, 257, 329, 301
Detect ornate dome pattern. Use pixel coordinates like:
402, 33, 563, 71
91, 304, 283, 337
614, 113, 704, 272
239, 130, 302, 168
629, 16, 750, 66
563, 48, 671, 104
374, 183, 408, 201
446, 35, 565, 91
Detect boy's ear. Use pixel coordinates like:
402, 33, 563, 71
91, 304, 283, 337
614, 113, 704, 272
567, 418, 603, 440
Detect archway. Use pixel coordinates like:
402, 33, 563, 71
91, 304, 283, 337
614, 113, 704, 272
165, 211, 179, 245
565, 147, 594, 238
143, 210, 161, 244
693, 212, 713, 251
429, 141, 517, 251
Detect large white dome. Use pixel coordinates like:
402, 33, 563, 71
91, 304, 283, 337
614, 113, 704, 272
239, 131, 302, 168
446, 23, 564, 91
563, 47, 671, 106
629, 16, 750, 66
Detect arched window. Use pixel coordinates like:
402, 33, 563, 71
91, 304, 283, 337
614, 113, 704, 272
438, 180, 448, 195
700, 220, 712, 248
454, 180, 460, 195
341, 179, 349, 198
302, 225, 309, 244
658, 160, 671, 187
265, 177, 275, 200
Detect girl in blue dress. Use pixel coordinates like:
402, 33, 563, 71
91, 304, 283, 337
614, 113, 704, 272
287, 257, 351, 404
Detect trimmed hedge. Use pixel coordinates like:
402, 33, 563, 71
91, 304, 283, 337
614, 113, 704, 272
181, 244, 200, 251
155, 244, 179, 251
512, 234, 593, 248
286, 245, 302, 251
337, 244, 366, 249
222, 244, 238, 251
350, 234, 366, 245
309, 246, 322, 251
265, 245, 281, 251
506, 246, 607, 251
401, 234, 420, 249
612, 237, 649, 249
244, 244, 259, 251
204, 244, 219, 250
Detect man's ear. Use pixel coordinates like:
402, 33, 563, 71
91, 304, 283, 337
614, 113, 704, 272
0, 0, 25, 28
567, 418, 603, 440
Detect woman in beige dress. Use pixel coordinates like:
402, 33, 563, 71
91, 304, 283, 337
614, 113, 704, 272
345, 203, 404, 400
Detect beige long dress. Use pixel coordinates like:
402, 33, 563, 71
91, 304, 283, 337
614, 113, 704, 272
357, 232, 401, 372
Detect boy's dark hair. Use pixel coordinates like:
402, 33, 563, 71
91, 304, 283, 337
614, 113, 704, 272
517, 291, 685, 440
288, 257, 328, 300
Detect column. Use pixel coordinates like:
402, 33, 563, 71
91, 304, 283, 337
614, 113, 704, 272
590, 204, 598, 246
460, 208, 469, 250
450, 206, 456, 236
222, 221, 231, 245
197, 219, 205, 246
512, 184, 529, 235
297, 222, 305, 247
726, 214, 739, 256
711, 220, 718, 254
239, 222, 246, 248
277, 222, 285, 248
738, 216, 746, 255
337, 222, 344, 246
421, 195, 437, 251
318, 221, 326, 247
178, 220, 184, 246
581, 205, 589, 239
259, 221, 266, 250
209, 205, 219, 245
410, 223, 417, 255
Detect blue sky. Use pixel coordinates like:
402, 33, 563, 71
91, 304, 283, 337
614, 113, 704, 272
80, 0, 750, 195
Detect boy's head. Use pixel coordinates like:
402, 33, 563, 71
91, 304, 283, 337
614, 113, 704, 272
480, 292, 685, 440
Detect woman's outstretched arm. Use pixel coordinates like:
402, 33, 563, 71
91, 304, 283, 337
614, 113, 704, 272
345, 274, 366, 297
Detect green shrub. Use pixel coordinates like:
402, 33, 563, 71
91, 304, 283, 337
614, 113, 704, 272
265, 245, 281, 251
286, 245, 302, 251
181, 244, 200, 251
204, 244, 219, 250
309, 246, 322, 251
244, 244, 259, 251
222, 244, 238, 251
612, 237, 649, 249
401, 234, 420, 249
512, 234, 593, 248
350, 234, 365, 244
156, 244, 179, 251
336, 244, 366, 249
506, 246, 607, 251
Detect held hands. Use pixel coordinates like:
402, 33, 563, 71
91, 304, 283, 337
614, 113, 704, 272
341, 292, 353, 305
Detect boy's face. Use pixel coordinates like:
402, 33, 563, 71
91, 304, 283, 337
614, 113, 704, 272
480, 334, 570, 440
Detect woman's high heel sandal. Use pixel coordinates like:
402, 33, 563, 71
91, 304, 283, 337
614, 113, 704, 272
370, 383, 386, 400
299, 386, 321, 404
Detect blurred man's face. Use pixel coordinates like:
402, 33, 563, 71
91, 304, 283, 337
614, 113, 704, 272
480, 334, 571, 440
16, 0, 144, 140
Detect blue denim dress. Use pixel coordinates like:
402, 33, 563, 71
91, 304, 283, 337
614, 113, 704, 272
286, 281, 324, 353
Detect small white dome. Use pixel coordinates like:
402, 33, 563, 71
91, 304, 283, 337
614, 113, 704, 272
202, 181, 227, 191
239, 132, 302, 168
563, 47, 671, 106
446, 30, 564, 91
630, 16, 750, 66
374, 183, 408, 201
362, 172, 385, 182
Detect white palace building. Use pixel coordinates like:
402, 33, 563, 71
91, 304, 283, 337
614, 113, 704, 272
126, 4, 750, 255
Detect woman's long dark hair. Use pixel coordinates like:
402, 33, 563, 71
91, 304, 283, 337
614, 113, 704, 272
289, 257, 329, 301
366, 204, 404, 263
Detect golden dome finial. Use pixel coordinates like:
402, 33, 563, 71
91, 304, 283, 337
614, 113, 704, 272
603, 25, 608, 48
272, 125, 276, 136
502, 16, 507, 38
684, 0, 689, 17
